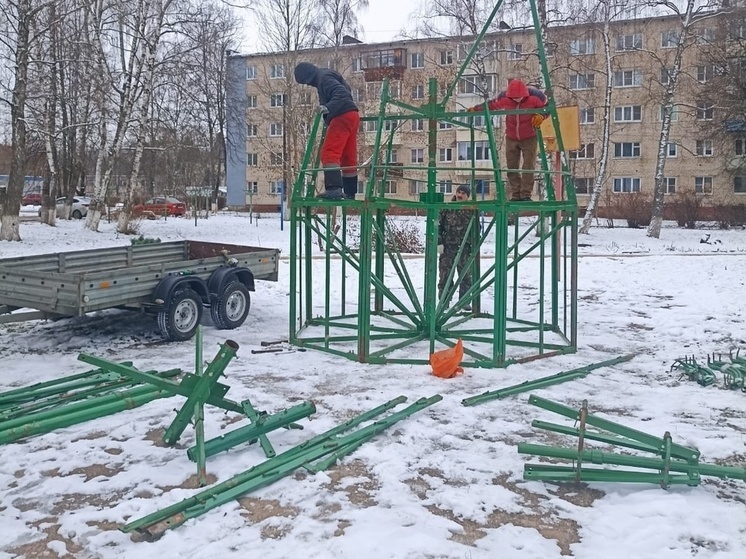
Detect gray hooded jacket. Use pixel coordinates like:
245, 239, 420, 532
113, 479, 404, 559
294, 62, 358, 123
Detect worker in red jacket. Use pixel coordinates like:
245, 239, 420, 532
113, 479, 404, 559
468, 79, 547, 201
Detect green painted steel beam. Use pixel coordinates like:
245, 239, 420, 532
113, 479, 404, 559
163, 340, 239, 446
523, 464, 698, 485
530, 420, 660, 454
462, 354, 636, 406
78, 354, 244, 414
528, 395, 700, 462
122, 395, 440, 536
0, 386, 170, 445
186, 401, 316, 462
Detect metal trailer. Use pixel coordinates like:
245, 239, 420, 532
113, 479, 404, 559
0, 240, 280, 341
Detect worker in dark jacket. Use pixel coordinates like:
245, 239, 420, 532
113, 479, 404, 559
438, 184, 475, 309
294, 62, 359, 200
468, 79, 546, 201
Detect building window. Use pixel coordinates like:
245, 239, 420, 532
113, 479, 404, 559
614, 105, 642, 122
730, 24, 746, 40
613, 177, 640, 192
269, 123, 283, 137
664, 177, 676, 194
363, 120, 377, 133
269, 180, 284, 194
473, 179, 490, 195
410, 52, 424, 69
270, 94, 286, 107
299, 92, 312, 105
457, 141, 491, 161
661, 29, 679, 48
246, 181, 258, 194
695, 176, 713, 194
660, 67, 673, 85
439, 148, 453, 162
570, 37, 595, 55
409, 180, 427, 195
411, 148, 424, 163
352, 58, 363, 72
246, 65, 256, 80
459, 75, 495, 95
412, 85, 424, 99
508, 43, 523, 60
269, 64, 285, 78
659, 105, 679, 122
386, 149, 398, 163
569, 143, 595, 159
438, 121, 453, 130
695, 139, 713, 156
695, 28, 715, 44
439, 180, 453, 194
247, 95, 257, 109
613, 69, 642, 87
667, 143, 678, 157
247, 124, 258, 137
697, 65, 715, 83
574, 177, 594, 194
411, 119, 425, 131
366, 82, 383, 98
616, 33, 642, 51
614, 142, 641, 158
384, 119, 399, 132
247, 153, 258, 166
696, 103, 714, 121
734, 176, 746, 193
384, 180, 397, 194
439, 50, 453, 65
269, 152, 283, 166
735, 138, 746, 156
580, 107, 595, 124
569, 73, 595, 90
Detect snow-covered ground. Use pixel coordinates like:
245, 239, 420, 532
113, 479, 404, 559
0, 213, 744, 559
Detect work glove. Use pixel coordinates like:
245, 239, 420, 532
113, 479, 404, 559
531, 114, 544, 128
316, 105, 329, 115
437, 245, 444, 255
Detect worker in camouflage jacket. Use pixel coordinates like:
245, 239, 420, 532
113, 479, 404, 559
437, 184, 475, 308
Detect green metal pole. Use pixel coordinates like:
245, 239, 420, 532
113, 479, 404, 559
462, 354, 636, 406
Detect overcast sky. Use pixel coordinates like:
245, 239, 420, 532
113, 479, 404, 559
238, 0, 419, 52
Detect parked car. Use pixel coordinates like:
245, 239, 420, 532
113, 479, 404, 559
38, 196, 93, 219
133, 196, 186, 217
22, 193, 42, 206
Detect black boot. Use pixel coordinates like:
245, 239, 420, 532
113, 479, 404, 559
320, 168, 345, 199
342, 175, 358, 200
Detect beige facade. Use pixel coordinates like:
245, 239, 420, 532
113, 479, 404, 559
233, 11, 746, 214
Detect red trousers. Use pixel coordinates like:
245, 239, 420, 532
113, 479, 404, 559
320, 110, 359, 177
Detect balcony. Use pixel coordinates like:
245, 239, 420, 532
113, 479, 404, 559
362, 48, 407, 82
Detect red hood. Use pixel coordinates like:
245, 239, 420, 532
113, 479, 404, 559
506, 79, 529, 99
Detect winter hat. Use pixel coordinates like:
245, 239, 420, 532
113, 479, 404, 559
506, 79, 529, 99
456, 184, 471, 197
294, 62, 318, 85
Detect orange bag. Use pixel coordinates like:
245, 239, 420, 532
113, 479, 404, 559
430, 339, 464, 379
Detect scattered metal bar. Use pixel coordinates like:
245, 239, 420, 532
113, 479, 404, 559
186, 402, 316, 462
461, 354, 636, 407
121, 395, 440, 536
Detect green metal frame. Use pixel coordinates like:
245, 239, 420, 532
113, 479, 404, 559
289, 0, 578, 368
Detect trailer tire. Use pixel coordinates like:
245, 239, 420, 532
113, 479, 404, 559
157, 288, 203, 341
211, 281, 251, 329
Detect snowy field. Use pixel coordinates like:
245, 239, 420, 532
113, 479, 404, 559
0, 212, 745, 559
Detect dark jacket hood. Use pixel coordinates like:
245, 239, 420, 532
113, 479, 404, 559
294, 62, 318, 85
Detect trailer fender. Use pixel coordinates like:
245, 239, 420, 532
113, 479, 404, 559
208, 266, 255, 300
153, 275, 209, 310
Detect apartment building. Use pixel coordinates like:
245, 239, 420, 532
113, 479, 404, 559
225, 10, 746, 216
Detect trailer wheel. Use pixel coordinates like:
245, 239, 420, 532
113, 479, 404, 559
157, 288, 203, 341
211, 281, 251, 329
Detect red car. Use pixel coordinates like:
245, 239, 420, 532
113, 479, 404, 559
22, 193, 42, 206
134, 196, 186, 217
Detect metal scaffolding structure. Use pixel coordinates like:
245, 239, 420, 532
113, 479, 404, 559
289, 1, 578, 368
